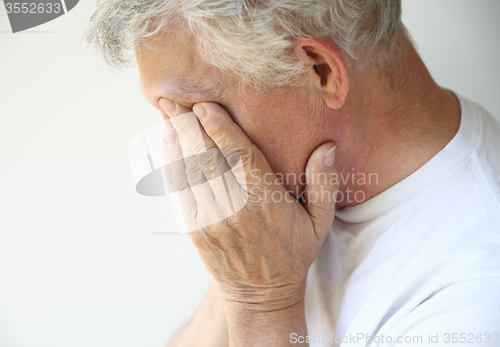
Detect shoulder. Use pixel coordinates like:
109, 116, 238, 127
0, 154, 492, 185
464, 96, 500, 217
382, 277, 500, 346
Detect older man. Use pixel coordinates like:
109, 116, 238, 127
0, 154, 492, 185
87, 0, 500, 346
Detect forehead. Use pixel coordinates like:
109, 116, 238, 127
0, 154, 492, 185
135, 26, 224, 103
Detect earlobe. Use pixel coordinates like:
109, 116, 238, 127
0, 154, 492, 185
296, 38, 350, 110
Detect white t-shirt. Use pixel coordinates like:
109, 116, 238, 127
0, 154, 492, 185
304, 94, 500, 347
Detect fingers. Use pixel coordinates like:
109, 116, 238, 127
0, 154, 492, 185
160, 99, 246, 226
192, 102, 255, 168
162, 120, 198, 229
301, 143, 339, 237
191, 102, 275, 194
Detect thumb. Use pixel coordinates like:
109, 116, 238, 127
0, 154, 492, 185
302, 142, 339, 234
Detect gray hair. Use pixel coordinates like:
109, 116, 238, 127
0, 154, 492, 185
85, 0, 402, 88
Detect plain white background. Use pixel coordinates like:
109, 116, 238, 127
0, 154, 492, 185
0, 1, 499, 346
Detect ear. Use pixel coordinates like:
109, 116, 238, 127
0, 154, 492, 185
295, 37, 350, 109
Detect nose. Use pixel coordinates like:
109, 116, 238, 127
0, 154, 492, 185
139, 75, 154, 105
139, 75, 167, 118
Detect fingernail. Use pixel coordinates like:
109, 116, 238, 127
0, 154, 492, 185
193, 104, 207, 120
323, 146, 336, 168
160, 98, 177, 116
163, 124, 177, 145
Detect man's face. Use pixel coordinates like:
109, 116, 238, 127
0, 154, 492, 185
136, 26, 332, 196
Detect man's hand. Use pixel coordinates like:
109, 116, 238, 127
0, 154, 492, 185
160, 99, 338, 345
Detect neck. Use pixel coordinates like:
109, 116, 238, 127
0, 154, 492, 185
333, 32, 461, 209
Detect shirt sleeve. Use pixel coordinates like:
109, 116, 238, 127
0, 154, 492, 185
380, 277, 500, 347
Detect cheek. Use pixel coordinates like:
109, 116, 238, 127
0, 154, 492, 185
234, 96, 322, 172
224, 88, 329, 197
